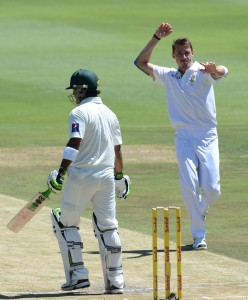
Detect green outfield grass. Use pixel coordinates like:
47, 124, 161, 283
1, 0, 247, 263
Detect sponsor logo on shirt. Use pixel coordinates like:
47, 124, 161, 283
71, 122, 79, 133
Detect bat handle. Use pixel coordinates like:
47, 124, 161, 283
42, 188, 52, 198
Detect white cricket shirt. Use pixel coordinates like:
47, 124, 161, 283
68, 97, 122, 169
153, 62, 218, 129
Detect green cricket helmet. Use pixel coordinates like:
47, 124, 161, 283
66, 69, 100, 91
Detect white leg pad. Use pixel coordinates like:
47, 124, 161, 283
51, 208, 89, 285
92, 213, 124, 290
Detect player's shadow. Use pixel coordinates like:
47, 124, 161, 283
86, 244, 193, 259
0, 291, 103, 299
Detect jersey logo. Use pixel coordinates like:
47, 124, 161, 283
189, 72, 197, 84
71, 123, 79, 133
189, 74, 196, 83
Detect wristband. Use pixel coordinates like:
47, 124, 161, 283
63, 146, 79, 162
115, 172, 123, 180
153, 34, 161, 41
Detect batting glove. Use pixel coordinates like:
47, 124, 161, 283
47, 167, 66, 193
114, 173, 131, 200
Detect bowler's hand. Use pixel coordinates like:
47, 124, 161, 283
200, 62, 227, 79
199, 62, 217, 74
155, 23, 173, 39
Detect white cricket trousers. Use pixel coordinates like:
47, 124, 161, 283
175, 127, 221, 239
60, 167, 118, 231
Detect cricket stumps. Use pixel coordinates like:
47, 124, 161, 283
152, 206, 182, 300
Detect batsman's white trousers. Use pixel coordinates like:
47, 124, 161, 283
175, 127, 221, 239
60, 167, 118, 231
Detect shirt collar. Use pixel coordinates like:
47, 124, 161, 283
189, 61, 205, 72
177, 62, 204, 77
80, 97, 102, 105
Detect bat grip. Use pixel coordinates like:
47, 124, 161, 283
42, 188, 52, 198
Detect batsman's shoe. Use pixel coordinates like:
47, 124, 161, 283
105, 285, 123, 294
193, 237, 207, 250
61, 279, 90, 291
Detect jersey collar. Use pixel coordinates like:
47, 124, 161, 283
80, 97, 103, 105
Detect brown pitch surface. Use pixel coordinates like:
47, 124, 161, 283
1, 194, 248, 300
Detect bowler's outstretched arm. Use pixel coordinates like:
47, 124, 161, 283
134, 22, 173, 78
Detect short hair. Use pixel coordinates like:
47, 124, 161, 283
85, 89, 101, 97
172, 37, 193, 53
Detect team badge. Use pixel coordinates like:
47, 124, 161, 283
189, 72, 197, 84
189, 74, 196, 83
71, 122, 79, 133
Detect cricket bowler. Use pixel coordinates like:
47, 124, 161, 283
134, 22, 228, 250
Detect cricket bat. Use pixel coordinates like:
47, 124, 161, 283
7, 188, 52, 233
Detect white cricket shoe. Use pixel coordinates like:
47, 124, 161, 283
193, 237, 207, 250
61, 279, 90, 291
105, 285, 123, 294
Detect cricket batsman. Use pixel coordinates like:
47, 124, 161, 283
47, 69, 131, 294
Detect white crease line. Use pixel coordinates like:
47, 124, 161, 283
203, 297, 248, 299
